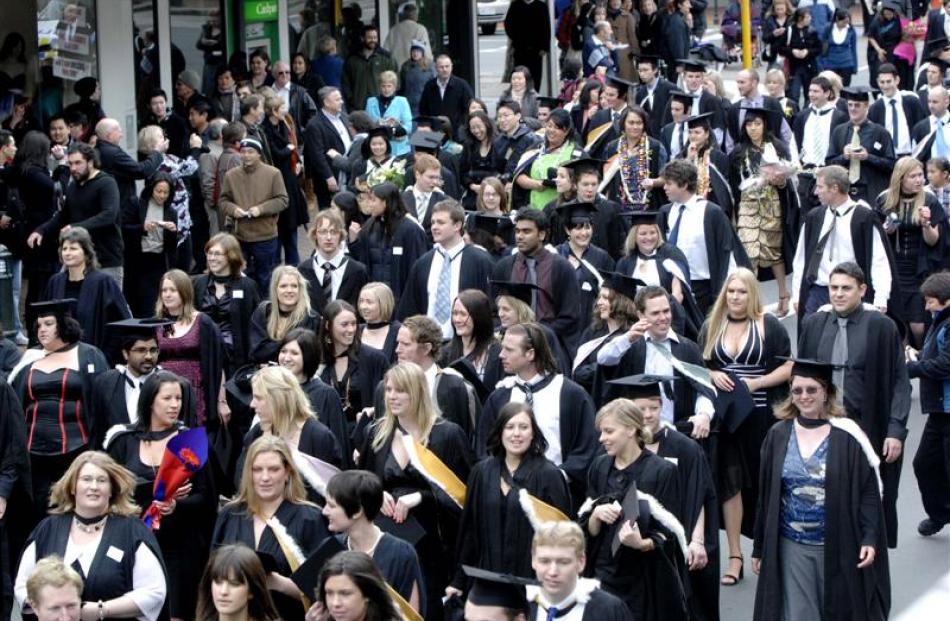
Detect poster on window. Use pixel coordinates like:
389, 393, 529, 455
52, 55, 94, 80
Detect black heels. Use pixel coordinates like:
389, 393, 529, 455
721, 555, 744, 586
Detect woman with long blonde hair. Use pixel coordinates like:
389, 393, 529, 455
14, 452, 167, 621
212, 435, 328, 621
358, 362, 471, 620
698, 268, 792, 586
249, 265, 320, 364
875, 156, 946, 345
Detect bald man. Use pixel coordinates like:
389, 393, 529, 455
726, 68, 793, 149
95, 117, 163, 207
912, 85, 950, 161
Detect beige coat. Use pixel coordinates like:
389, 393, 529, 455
219, 160, 288, 242
608, 10, 639, 83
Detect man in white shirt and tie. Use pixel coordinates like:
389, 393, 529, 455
635, 55, 674, 138
791, 165, 894, 321
402, 153, 446, 234
870, 63, 923, 157
660, 92, 692, 160
912, 85, 950, 160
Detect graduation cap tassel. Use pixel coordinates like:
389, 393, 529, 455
638, 490, 690, 562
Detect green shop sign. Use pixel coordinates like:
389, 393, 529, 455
244, 0, 279, 22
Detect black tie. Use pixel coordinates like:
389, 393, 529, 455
517, 381, 535, 407
321, 262, 335, 300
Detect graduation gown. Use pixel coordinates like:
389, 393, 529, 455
348, 215, 431, 305
342, 532, 426, 617
825, 120, 896, 203
798, 305, 910, 548
476, 374, 597, 501
248, 304, 322, 364
526, 585, 632, 621
318, 344, 389, 425
296, 255, 368, 315
572, 326, 624, 395
653, 425, 720, 621
752, 421, 890, 621
396, 244, 495, 321
358, 420, 472, 619
556, 243, 614, 329
637, 79, 677, 139
193, 274, 261, 372
580, 452, 688, 621
700, 148, 736, 221
441, 340, 506, 402
371, 368, 481, 441
602, 137, 668, 213
212, 500, 330, 621
43, 270, 132, 351
543, 196, 629, 261
300, 377, 351, 468
455, 454, 571, 583
0, 382, 30, 614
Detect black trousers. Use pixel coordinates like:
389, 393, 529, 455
914, 414, 950, 525
691, 279, 713, 316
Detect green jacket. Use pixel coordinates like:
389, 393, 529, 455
342, 49, 398, 111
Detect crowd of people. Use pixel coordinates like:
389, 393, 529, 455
4, 2, 950, 621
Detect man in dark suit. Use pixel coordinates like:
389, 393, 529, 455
95, 117, 163, 208
870, 63, 925, 158
397, 200, 494, 334
659, 91, 693, 161
297, 209, 368, 315
916, 56, 949, 116
662, 59, 725, 146
401, 152, 447, 236
912, 85, 950, 161
635, 55, 675, 139
418, 55, 474, 140
825, 86, 896, 204
582, 76, 633, 157
303, 86, 353, 209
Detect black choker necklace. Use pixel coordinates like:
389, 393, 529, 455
726, 315, 748, 323
73, 513, 108, 533
210, 273, 231, 284
637, 251, 657, 260
797, 416, 830, 428
365, 321, 388, 329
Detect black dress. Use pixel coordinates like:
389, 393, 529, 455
359, 420, 472, 620
582, 451, 688, 621
263, 118, 308, 248
105, 425, 217, 618
319, 344, 389, 428
193, 274, 262, 373
212, 500, 330, 621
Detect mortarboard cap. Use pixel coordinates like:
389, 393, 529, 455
678, 59, 707, 73
107, 317, 174, 336
931, 36, 950, 51
561, 157, 604, 176
627, 211, 660, 228
361, 126, 392, 158
410, 130, 443, 152
600, 272, 647, 302
605, 75, 636, 96
840, 86, 876, 104
739, 105, 783, 122
413, 116, 443, 131
555, 201, 598, 225
612, 480, 640, 555
605, 373, 675, 400
535, 96, 561, 111
669, 91, 694, 108
462, 566, 537, 611
492, 280, 541, 307
636, 54, 663, 67
291, 537, 346, 599
468, 212, 514, 237
31, 299, 77, 317
375, 514, 426, 546
685, 112, 714, 129
779, 356, 842, 385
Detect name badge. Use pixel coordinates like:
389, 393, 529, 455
232, 289, 244, 299
106, 546, 124, 563
581, 281, 593, 292
393, 246, 404, 256
87, 364, 96, 373
874, 141, 882, 150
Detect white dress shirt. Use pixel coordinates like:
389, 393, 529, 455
426, 240, 465, 338
313, 249, 348, 301
275, 82, 291, 109
880, 93, 912, 154
791, 200, 892, 306
666, 195, 734, 281
800, 103, 836, 166
322, 110, 352, 154
921, 113, 950, 159
120, 366, 156, 424
670, 122, 687, 158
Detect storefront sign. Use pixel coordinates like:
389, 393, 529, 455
243, 0, 278, 23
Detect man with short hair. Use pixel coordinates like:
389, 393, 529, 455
528, 522, 632, 621
911, 85, 950, 160
402, 153, 446, 231
28, 143, 125, 286
659, 91, 692, 160
94, 117, 163, 208
398, 200, 494, 334
635, 55, 676, 138
187, 99, 215, 144
218, 138, 288, 291
46, 114, 72, 179
826, 86, 896, 203
272, 60, 318, 129
23, 557, 83, 621
908, 271, 950, 537
477, 322, 598, 500
492, 209, 583, 352
583, 21, 616, 77
297, 209, 368, 314
916, 56, 948, 116
384, 3, 432, 68
727, 68, 793, 148
303, 86, 353, 208
419, 55, 474, 139
664, 60, 725, 146
791, 165, 895, 320
493, 100, 542, 186
798, 261, 910, 549
237, 94, 273, 164
870, 63, 924, 158
384, 315, 482, 438
142, 89, 189, 157
342, 24, 398, 111
794, 76, 848, 212
583, 76, 632, 155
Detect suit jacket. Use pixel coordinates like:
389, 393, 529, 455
661, 91, 725, 134
303, 111, 353, 203
296, 254, 369, 314
418, 75, 474, 137
397, 244, 495, 320
582, 106, 626, 156
636, 78, 676, 138
660, 121, 689, 160
868, 92, 925, 154
400, 188, 446, 235
825, 120, 896, 202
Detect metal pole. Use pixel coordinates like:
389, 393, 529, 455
740, 0, 752, 69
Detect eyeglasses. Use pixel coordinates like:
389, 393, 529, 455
129, 347, 160, 355
791, 386, 822, 396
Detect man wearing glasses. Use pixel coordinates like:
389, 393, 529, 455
271, 61, 318, 129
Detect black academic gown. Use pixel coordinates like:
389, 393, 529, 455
342, 532, 426, 617
798, 305, 910, 548
296, 255, 368, 315
300, 377, 351, 468
248, 304, 322, 364
702, 149, 735, 221
527, 587, 632, 621
476, 374, 597, 502
654, 425, 721, 621
212, 500, 330, 621
348, 215, 431, 305
572, 326, 625, 395
91, 369, 199, 446
556, 243, 614, 329
825, 120, 896, 203
0, 383, 29, 620
358, 420, 472, 620
636, 79, 677, 139
193, 274, 261, 372
396, 245, 495, 321
455, 454, 571, 583
752, 421, 890, 621
371, 368, 481, 442
42, 270, 132, 351
544, 197, 628, 262
601, 137, 668, 213
319, 343, 389, 426
581, 452, 689, 621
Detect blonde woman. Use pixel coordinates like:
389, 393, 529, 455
365, 70, 412, 157
875, 156, 947, 345
764, 69, 798, 120
579, 399, 686, 619
249, 265, 320, 364
212, 435, 329, 621
358, 362, 471, 620
357, 281, 399, 361
698, 268, 792, 586
14, 452, 167, 621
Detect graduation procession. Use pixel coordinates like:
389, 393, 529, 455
11, 2, 950, 621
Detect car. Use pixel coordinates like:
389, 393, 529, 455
476, 0, 510, 36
